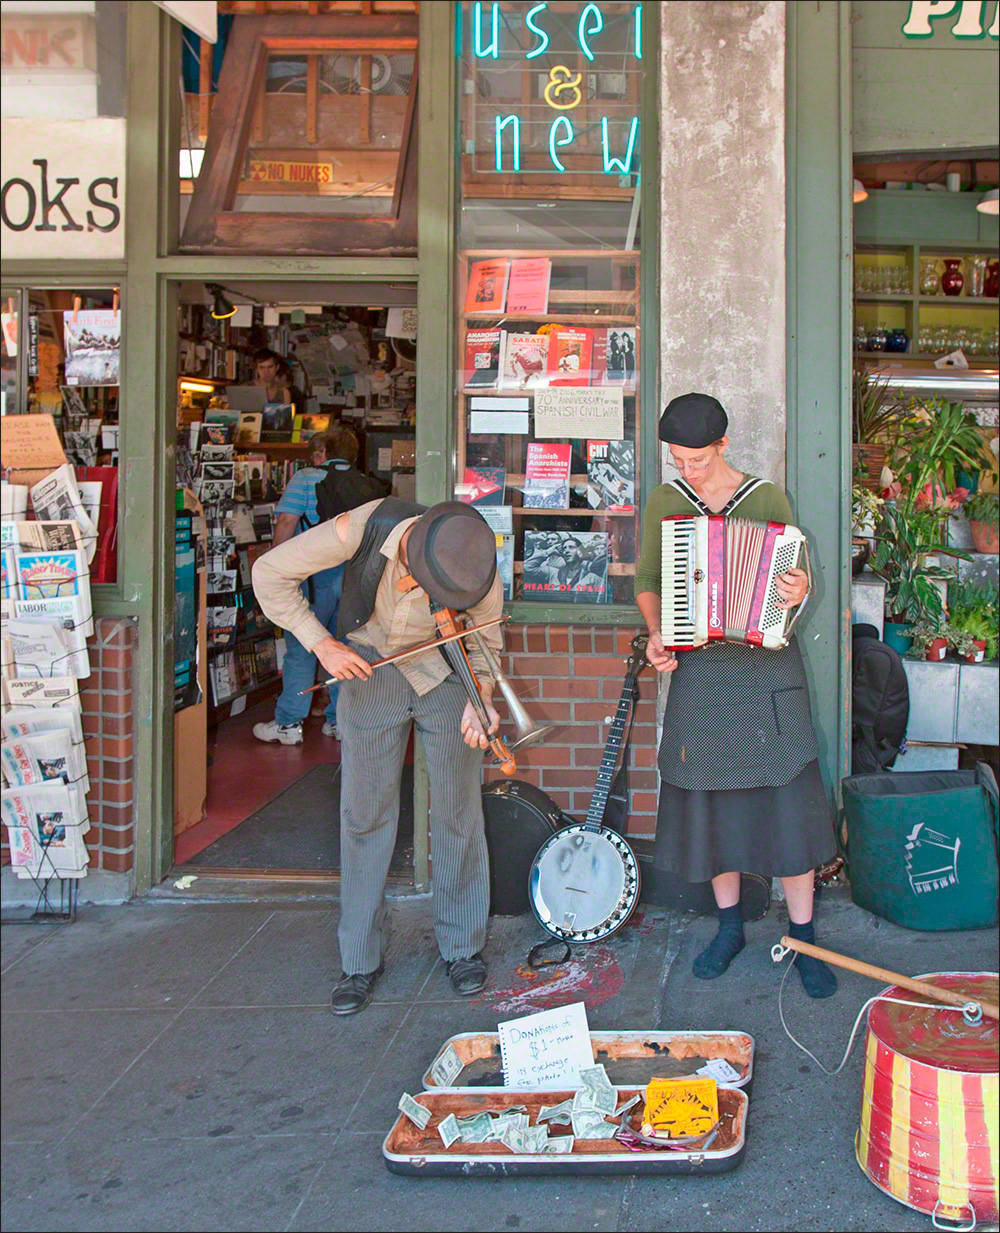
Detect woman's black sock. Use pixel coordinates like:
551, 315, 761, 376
693, 904, 745, 979
788, 918, 837, 999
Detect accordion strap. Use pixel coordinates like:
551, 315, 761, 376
667, 475, 766, 517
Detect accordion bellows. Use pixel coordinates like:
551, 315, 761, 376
660, 515, 809, 650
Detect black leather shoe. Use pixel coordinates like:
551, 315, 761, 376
446, 954, 487, 996
331, 965, 384, 1015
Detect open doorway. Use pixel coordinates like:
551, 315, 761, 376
170, 279, 418, 875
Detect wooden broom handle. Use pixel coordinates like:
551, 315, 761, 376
780, 937, 1000, 1021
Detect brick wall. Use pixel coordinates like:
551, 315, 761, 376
2, 616, 137, 878
485, 623, 659, 839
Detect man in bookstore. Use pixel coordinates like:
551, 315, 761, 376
253, 348, 292, 405
252, 429, 359, 746
253, 500, 503, 1014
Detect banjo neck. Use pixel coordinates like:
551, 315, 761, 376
584, 634, 647, 830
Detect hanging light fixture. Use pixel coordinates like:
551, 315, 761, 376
853, 179, 868, 204
976, 187, 999, 215
207, 282, 237, 320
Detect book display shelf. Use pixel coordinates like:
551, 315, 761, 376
456, 248, 641, 608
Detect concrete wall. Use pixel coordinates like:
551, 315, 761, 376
659, 1, 787, 487
852, 0, 999, 157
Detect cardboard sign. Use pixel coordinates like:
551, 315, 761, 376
0, 414, 67, 489
533, 385, 624, 441
498, 1001, 593, 1088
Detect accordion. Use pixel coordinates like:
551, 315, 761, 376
660, 515, 811, 650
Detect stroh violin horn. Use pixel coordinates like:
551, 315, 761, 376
467, 627, 554, 752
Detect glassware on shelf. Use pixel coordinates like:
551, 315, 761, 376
985, 260, 999, 299
940, 258, 964, 297
917, 327, 934, 354
886, 328, 909, 353
867, 325, 888, 352
919, 258, 940, 296
970, 255, 987, 298
853, 322, 868, 351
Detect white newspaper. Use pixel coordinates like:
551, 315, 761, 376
29, 466, 98, 563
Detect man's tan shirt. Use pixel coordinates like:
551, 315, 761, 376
251, 500, 504, 696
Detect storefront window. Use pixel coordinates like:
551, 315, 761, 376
179, 3, 418, 252
455, 0, 643, 608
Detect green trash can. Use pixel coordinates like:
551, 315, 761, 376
841, 763, 999, 931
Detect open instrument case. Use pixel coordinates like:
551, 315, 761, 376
384, 1031, 755, 1178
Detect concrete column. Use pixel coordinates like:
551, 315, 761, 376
658, 1, 787, 483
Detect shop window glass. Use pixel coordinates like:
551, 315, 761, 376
0, 288, 120, 584
179, 2, 418, 253
455, 0, 643, 609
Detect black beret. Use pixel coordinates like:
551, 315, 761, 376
658, 393, 729, 447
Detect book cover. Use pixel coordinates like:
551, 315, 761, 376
204, 424, 235, 446
604, 327, 637, 387
261, 403, 294, 443
522, 443, 572, 509
63, 309, 120, 386
464, 259, 510, 315
522, 529, 611, 604
463, 329, 502, 389
254, 637, 279, 681
207, 606, 238, 647
461, 466, 506, 506
586, 440, 635, 511
292, 412, 330, 442
546, 327, 593, 387
235, 413, 262, 446
506, 257, 551, 314
499, 332, 549, 390
591, 328, 608, 385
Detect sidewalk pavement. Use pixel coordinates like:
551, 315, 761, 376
1, 884, 996, 1233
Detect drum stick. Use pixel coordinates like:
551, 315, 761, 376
779, 937, 1000, 1020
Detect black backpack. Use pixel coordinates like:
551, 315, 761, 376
304, 461, 389, 531
851, 623, 909, 773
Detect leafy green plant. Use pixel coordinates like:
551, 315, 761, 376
906, 616, 952, 660
852, 479, 884, 536
890, 401, 993, 512
869, 504, 958, 623
948, 580, 999, 661
964, 490, 999, 530
853, 364, 902, 443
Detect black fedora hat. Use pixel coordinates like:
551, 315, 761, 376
407, 501, 497, 610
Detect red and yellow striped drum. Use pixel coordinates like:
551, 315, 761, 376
856, 972, 999, 1228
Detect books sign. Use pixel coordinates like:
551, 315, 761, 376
1, 118, 125, 259
533, 386, 624, 441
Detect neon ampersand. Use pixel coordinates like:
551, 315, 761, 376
543, 65, 583, 110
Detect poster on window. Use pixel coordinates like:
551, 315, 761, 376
63, 310, 120, 386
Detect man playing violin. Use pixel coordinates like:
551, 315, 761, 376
253, 499, 503, 1014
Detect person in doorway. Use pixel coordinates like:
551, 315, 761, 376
634, 393, 838, 999
252, 429, 359, 745
252, 498, 503, 1013
253, 348, 292, 404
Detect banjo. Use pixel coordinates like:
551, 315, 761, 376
528, 633, 647, 943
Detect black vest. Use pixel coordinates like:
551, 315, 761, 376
336, 498, 426, 640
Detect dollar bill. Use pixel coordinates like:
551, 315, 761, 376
458, 1113, 494, 1143
499, 1123, 526, 1154
571, 1109, 611, 1138
587, 1121, 619, 1140
537, 1099, 574, 1122
544, 1135, 575, 1154
398, 1092, 431, 1130
578, 1065, 617, 1114
613, 1093, 641, 1120
579, 1064, 613, 1092
429, 1043, 464, 1088
437, 1113, 461, 1148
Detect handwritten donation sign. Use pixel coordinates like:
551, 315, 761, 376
533, 386, 624, 441
498, 1001, 594, 1088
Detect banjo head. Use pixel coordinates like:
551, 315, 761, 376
529, 824, 640, 943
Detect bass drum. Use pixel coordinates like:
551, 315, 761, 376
530, 824, 641, 943
482, 780, 563, 916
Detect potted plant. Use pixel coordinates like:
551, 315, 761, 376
889, 399, 992, 515
964, 490, 999, 555
851, 478, 883, 575
948, 582, 999, 662
907, 617, 951, 662
869, 504, 957, 654
852, 365, 900, 492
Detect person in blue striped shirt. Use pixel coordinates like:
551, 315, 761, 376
252, 429, 358, 746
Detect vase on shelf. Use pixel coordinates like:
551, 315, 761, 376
919, 259, 940, 295
886, 328, 909, 353
985, 260, 999, 299
867, 326, 888, 352
940, 259, 964, 297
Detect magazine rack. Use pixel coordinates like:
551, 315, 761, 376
1, 860, 81, 926
457, 247, 640, 605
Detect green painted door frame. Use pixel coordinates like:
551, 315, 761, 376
785, 1, 853, 799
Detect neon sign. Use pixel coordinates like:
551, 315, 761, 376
474, 3, 643, 177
